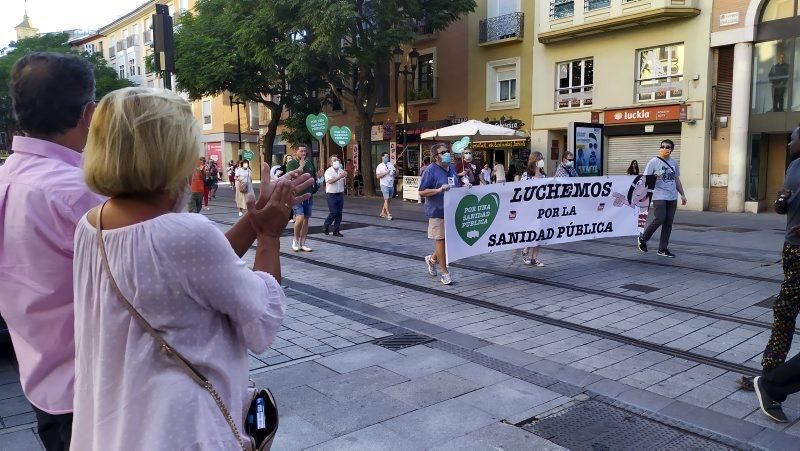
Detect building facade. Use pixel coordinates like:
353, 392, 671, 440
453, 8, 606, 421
467, 0, 534, 179
709, 0, 800, 212
532, 0, 712, 211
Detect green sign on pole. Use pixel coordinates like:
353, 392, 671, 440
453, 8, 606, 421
329, 126, 353, 147
241, 149, 255, 161
306, 113, 330, 140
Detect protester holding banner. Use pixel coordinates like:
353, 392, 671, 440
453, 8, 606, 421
637, 139, 686, 258
419, 143, 461, 285
554, 151, 579, 178
521, 152, 548, 267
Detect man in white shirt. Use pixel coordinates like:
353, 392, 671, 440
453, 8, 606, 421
323, 155, 347, 237
376, 151, 397, 220
492, 160, 506, 183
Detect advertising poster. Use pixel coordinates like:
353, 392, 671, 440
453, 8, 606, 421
205, 142, 222, 164
568, 123, 604, 177
443, 176, 645, 263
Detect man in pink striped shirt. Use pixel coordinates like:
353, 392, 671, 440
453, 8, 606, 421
0, 53, 102, 450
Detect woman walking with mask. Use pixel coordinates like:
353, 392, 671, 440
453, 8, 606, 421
521, 152, 547, 267
235, 161, 254, 217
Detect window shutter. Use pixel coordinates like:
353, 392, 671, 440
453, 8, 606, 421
715, 46, 734, 118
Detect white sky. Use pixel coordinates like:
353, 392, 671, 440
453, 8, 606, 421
1, 0, 146, 50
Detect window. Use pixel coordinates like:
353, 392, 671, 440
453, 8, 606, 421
129, 59, 136, 77
119, 65, 125, 78
248, 102, 260, 130
487, 58, 520, 110
636, 44, 684, 102
585, 0, 611, 11
550, 0, 574, 19
556, 58, 593, 109
489, 0, 520, 18
760, 0, 798, 22
751, 38, 799, 114
498, 69, 517, 102
415, 52, 435, 100
202, 100, 212, 130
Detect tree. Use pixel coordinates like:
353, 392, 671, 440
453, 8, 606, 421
301, 0, 476, 193
174, 0, 326, 164
0, 33, 133, 140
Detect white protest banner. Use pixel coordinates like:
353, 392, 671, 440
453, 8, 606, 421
444, 176, 648, 263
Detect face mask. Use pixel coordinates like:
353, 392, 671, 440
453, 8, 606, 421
464, 154, 472, 161
171, 184, 192, 213
565, 161, 574, 167
441, 153, 452, 164
537, 160, 545, 169
333, 161, 341, 170
383, 156, 389, 163
243, 164, 249, 169
659, 149, 672, 159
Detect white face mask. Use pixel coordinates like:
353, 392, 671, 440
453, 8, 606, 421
171, 184, 192, 213
537, 159, 545, 169
565, 161, 574, 168
333, 161, 341, 170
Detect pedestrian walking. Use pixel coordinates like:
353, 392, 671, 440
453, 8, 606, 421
227, 160, 236, 190
554, 151, 579, 178
323, 156, 347, 236
636, 139, 687, 257
627, 160, 640, 175
739, 125, 800, 408
376, 151, 397, 219
286, 144, 317, 252
201, 157, 212, 210
419, 143, 461, 285
235, 161, 254, 217
190, 158, 205, 213
72, 87, 312, 449
754, 350, 800, 423
481, 163, 492, 185
0, 52, 104, 451
208, 159, 219, 199
521, 152, 547, 267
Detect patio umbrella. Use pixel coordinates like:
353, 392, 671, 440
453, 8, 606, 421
420, 119, 527, 142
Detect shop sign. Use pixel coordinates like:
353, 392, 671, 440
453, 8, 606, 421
450, 117, 468, 125
383, 122, 395, 141
471, 139, 527, 149
603, 105, 682, 125
487, 118, 524, 130
371, 125, 383, 141
205, 141, 222, 164
719, 12, 739, 27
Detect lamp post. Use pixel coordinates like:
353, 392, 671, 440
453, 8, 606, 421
392, 46, 418, 175
229, 95, 245, 159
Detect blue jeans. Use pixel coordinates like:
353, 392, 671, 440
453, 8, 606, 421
293, 198, 313, 217
324, 193, 343, 232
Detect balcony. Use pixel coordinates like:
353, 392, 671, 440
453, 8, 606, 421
479, 12, 524, 45
539, 0, 701, 44
143, 30, 152, 44
412, 20, 437, 42
126, 35, 138, 48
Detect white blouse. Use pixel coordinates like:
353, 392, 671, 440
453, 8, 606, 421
71, 213, 286, 450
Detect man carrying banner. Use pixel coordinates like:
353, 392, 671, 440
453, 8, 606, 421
636, 139, 686, 257
419, 143, 461, 285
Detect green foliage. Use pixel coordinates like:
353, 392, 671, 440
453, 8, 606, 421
0, 33, 133, 132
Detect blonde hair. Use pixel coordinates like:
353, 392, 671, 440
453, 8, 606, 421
84, 87, 199, 197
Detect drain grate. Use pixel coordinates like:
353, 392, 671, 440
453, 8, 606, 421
523, 400, 734, 451
620, 283, 660, 294
373, 333, 434, 350
755, 295, 776, 308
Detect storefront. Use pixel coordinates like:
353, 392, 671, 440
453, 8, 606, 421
470, 139, 530, 181
603, 104, 686, 175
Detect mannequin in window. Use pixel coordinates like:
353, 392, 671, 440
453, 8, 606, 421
769, 53, 790, 112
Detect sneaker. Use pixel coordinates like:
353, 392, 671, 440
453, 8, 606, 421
289, 218, 295, 223
754, 376, 789, 423
238, 212, 243, 217
424, 255, 437, 276
333, 231, 343, 237
387, 215, 393, 220
532, 259, 545, 267
657, 250, 676, 258
291, 240, 300, 252
300, 244, 312, 252
379, 213, 387, 218
204, 207, 210, 211
738, 375, 755, 391
637, 236, 647, 253
523, 256, 532, 265
323, 226, 330, 235
440, 273, 452, 285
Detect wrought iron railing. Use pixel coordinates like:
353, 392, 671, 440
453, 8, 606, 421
585, 0, 611, 11
479, 12, 524, 43
550, 0, 574, 19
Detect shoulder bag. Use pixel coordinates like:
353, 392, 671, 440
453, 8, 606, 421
94, 201, 278, 450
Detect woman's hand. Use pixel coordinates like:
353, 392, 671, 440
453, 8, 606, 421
245, 164, 313, 237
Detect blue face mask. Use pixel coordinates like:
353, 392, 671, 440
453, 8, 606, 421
441, 152, 452, 164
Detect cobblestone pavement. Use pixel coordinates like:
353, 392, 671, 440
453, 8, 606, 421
1, 187, 798, 450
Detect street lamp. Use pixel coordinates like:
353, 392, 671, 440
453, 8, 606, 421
229, 94, 245, 158
392, 46, 419, 175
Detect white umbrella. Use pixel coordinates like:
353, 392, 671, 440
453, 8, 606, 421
420, 119, 527, 142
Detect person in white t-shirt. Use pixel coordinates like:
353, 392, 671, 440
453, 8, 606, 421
376, 151, 397, 220
492, 161, 506, 183
323, 156, 347, 237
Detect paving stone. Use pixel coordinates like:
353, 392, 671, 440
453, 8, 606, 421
677, 385, 734, 409
0, 429, 42, 450
0, 382, 24, 402
272, 415, 332, 450
382, 398, 499, 448
378, 347, 466, 378
457, 378, 563, 420
381, 371, 481, 409
2, 411, 37, 428
252, 361, 339, 391
307, 423, 422, 451
445, 363, 511, 387
0, 395, 33, 418
428, 422, 567, 451
309, 366, 409, 402
475, 344, 541, 367
315, 344, 400, 373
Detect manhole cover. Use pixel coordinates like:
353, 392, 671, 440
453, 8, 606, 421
523, 400, 734, 451
620, 283, 660, 294
373, 333, 434, 350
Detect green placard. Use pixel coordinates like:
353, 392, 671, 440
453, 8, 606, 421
306, 113, 329, 140
329, 126, 353, 147
241, 149, 255, 161
451, 136, 471, 154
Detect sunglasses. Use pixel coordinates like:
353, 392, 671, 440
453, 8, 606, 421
660, 145, 673, 150
566, 158, 575, 162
